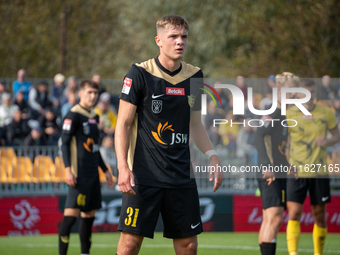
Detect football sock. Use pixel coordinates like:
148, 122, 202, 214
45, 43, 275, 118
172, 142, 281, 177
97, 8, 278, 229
59, 216, 77, 255
261, 242, 276, 255
79, 217, 95, 254
287, 220, 300, 255
313, 224, 327, 255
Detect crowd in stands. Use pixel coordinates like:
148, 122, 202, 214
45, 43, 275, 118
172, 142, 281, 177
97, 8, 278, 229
0, 69, 119, 171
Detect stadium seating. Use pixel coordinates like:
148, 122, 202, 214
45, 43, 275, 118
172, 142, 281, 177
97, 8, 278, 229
0, 158, 13, 183
32, 155, 56, 183
0, 147, 17, 169
12, 156, 33, 183
54, 156, 66, 182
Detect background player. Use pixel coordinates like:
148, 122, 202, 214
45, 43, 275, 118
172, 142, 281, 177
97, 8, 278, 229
59, 80, 114, 255
286, 78, 340, 255
115, 15, 223, 255
254, 72, 299, 255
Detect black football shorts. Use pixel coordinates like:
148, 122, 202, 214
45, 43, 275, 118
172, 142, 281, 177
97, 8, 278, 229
287, 177, 331, 205
64, 176, 102, 212
257, 178, 286, 210
118, 185, 203, 239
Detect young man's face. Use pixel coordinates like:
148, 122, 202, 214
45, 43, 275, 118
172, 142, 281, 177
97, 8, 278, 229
79, 85, 98, 109
156, 25, 188, 61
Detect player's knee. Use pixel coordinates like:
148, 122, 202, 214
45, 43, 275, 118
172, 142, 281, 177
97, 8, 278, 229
313, 210, 326, 227
177, 238, 197, 255
119, 239, 141, 255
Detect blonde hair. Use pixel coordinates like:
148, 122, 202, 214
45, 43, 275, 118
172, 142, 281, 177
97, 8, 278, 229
275, 72, 299, 87
156, 15, 189, 32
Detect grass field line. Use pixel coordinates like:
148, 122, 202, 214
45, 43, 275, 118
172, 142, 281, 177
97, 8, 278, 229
8, 243, 340, 253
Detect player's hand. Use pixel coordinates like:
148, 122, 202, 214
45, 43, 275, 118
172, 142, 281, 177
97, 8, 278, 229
288, 165, 298, 179
209, 155, 223, 192
118, 166, 136, 195
105, 170, 115, 189
65, 167, 77, 187
263, 170, 275, 185
314, 136, 327, 147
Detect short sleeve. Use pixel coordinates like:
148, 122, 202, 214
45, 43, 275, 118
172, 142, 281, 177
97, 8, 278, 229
61, 111, 78, 136
326, 107, 337, 130
119, 65, 145, 106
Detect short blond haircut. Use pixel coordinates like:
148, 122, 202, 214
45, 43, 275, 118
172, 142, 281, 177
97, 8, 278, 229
275, 72, 299, 87
156, 15, 189, 32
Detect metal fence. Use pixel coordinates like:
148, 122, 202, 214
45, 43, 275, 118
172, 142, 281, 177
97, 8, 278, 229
1, 145, 340, 197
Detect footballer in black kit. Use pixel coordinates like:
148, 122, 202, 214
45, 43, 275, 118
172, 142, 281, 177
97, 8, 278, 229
58, 80, 114, 255
115, 15, 222, 255
254, 72, 299, 255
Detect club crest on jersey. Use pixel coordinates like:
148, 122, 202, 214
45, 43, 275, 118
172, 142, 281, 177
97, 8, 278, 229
83, 122, 90, 135
188, 95, 196, 107
152, 100, 162, 114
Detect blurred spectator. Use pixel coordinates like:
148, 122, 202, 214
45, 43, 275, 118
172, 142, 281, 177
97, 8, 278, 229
13, 89, 31, 120
38, 107, 59, 145
94, 92, 117, 141
23, 121, 46, 146
218, 110, 240, 153
0, 79, 8, 105
267, 75, 276, 90
236, 75, 248, 100
29, 80, 52, 118
236, 120, 257, 166
92, 73, 106, 97
99, 135, 117, 175
62, 76, 78, 105
12, 69, 32, 101
0, 93, 19, 127
260, 90, 273, 110
205, 100, 224, 146
49, 73, 66, 110
61, 89, 78, 119
318, 75, 336, 100
6, 109, 30, 146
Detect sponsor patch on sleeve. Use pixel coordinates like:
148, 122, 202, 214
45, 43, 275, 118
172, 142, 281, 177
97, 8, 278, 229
122, 77, 132, 95
62, 119, 72, 131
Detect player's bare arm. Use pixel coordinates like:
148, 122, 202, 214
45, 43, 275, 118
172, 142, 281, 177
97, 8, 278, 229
314, 127, 340, 147
115, 99, 137, 195
190, 110, 223, 192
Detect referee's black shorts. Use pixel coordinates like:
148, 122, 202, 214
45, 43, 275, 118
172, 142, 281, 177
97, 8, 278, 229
118, 185, 203, 239
287, 177, 331, 205
257, 178, 286, 210
64, 176, 102, 212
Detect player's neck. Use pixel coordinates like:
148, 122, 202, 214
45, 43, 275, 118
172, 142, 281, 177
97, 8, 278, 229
158, 55, 181, 72
78, 102, 91, 112
304, 102, 315, 111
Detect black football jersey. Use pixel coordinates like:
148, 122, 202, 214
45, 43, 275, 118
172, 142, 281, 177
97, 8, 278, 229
61, 104, 107, 179
119, 57, 203, 188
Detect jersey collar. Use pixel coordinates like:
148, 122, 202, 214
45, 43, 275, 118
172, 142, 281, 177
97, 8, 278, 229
155, 56, 182, 77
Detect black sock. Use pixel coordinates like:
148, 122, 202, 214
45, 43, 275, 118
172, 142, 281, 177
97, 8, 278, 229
59, 216, 77, 255
261, 242, 276, 255
79, 217, 95, 254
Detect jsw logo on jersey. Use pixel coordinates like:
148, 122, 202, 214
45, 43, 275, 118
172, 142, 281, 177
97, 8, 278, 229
152, 122, 188, 145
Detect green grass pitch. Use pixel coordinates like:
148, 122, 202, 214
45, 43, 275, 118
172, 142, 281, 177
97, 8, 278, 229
0, 232, 340, 255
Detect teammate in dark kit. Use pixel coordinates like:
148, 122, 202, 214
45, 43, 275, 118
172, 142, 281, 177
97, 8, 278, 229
115, 15, 223, 255
58, 80, 114, 255
254, 72, 299, 255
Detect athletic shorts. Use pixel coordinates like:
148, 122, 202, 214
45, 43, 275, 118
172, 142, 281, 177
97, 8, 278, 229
64, 176, 102, 212
287, 177, 331, 205
257, 178, 286, 210
118, 185, 203, 239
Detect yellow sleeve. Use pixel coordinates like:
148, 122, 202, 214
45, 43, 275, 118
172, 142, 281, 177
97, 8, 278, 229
108, 110, 117, 129
326, 107, 337, 130
94, 108, 101, 117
